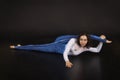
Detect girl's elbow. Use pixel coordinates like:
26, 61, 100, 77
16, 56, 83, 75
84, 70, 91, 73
96, 50, 101, 53
92, 50, 101, 53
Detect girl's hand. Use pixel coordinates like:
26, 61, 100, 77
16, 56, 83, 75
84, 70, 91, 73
106, 40, 112, 43
65, 61, 73, 68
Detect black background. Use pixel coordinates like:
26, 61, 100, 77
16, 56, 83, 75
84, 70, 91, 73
0, 1, 120, 80
0, 0, 120, 40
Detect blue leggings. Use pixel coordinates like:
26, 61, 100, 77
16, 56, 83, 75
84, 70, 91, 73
15, 35, 106, 54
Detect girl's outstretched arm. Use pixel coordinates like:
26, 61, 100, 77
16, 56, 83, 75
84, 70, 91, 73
88, 35, 112, 53
63, 38, 76, 68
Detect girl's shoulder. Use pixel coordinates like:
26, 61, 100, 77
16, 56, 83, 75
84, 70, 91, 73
69, 38, 77, 42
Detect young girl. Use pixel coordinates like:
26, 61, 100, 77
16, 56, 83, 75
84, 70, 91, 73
10, 34, 112, 68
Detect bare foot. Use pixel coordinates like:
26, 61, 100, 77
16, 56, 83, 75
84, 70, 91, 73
10, 45, 15, 48
100, 35, 112, 43
100, 35, 106, 39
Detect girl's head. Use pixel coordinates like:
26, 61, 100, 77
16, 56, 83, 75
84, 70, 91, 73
77, 33, 91, 48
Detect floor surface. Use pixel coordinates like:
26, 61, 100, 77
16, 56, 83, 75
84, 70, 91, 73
0, 37, 120, 80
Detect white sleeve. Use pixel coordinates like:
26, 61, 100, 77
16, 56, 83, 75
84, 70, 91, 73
63, 38, 75, 62
88, 42, 103, 53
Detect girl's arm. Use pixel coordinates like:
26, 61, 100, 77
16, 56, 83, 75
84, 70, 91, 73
88, 35, 112, 53
63, 38, 75, 68
88, 42, 103, 53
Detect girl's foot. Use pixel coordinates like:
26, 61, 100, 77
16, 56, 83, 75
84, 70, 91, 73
10, 45, 15, 48
100, 35, 112, 43
100, 35, 106, 39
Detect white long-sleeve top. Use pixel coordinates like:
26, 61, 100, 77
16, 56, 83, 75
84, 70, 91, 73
63, 38, 103, 62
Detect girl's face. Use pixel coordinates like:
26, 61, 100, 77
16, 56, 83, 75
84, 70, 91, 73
79, 35, 88, 47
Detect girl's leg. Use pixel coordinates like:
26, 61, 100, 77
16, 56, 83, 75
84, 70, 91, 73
54, 43, 65, 54
14, 42, 65, 54
90, 35, 106, 43
55, 35, 78, 42
14, 43, 56, 52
